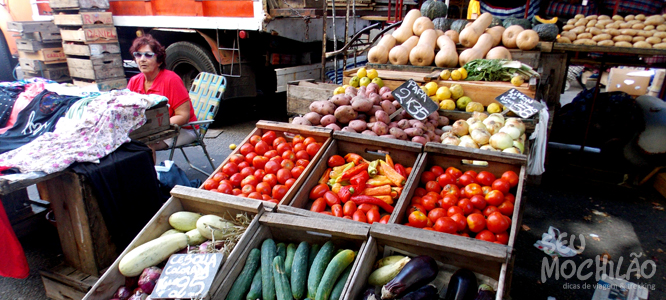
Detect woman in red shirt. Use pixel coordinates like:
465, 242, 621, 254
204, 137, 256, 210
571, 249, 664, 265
127, 35, 198, 162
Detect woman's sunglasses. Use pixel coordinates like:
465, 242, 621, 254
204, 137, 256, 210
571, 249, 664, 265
133, 52, 156, 59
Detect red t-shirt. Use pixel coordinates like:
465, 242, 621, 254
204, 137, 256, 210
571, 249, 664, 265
127, 69, 197, 125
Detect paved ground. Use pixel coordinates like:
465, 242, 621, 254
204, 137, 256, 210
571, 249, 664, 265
2, 91, 665, 300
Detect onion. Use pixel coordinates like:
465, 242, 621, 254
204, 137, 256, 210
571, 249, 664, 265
489, 113, 505, 124
138, 267, 162, 294
460, 135, 474, 144
199, 240, 224, 253
502, 147, 521, 154
518, 133, 526, 144
483, 120, 502, 135
113, 286, 132, 300
469, 121, 487, 132
459, 139, 479, 149
505, 118, 526, 134
471, 129, 491, 145
480, 145, 499, 151
466, 117, 479, 127
499, 126, 521, 140
451, 120, 469, 137
472, 111, 488, 121
441, 134, 461, 146
513, 140, 525, 153
489, 132, 513, 150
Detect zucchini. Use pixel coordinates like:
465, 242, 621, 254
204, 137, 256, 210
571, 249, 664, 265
168, 211, 201, 231
329, 264, 353, 300
308, 244, 321, 271
374, 255, 408, 269
307, 241, 335, 300
227, 248, 261, 300
119, 233, 188, 277
273, 256, 293, 300
277, 243, 287, 261
261, 239, 277, 300
186, 228, 207, 245
368, 256, 411, 286
284, 243, 297, 279
160, 228, 183, 237
291, 242, 310, 300
315, 250, 356, 300
246, 268, 262, 300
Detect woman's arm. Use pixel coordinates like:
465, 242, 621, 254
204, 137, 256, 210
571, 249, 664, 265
170, 102, 191, 126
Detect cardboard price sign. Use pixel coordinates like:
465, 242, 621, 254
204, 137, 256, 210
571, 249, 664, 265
495, 88, 544, 119
391, 79, 439, 120
150, 253, 224, 299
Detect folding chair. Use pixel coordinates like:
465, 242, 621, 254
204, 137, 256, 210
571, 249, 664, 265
168, 72, 226, 176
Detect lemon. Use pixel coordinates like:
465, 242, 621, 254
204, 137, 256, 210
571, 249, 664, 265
371, 77, 384, 88
357, 67, 367, 78
430, 96, 440, 105
421, 86, 429, 95
465, 101, 484, 112
439, 99, 456, 110
449, 84, 464, 100
333, 86, 346, 95
456, 96, 472, 110
436, 86, 452, 100
349, 76, 360, 87
511, 75, 524, 87
424, 82, 438, 96
229, 144, 237, 150
487, 103, 502, 113
360, 77, 371, 87
342, 84, 350, 89
451, 70, 462, 81
367, 69, 379, 79
440, 70, 451, 80
458, 68, 468, 80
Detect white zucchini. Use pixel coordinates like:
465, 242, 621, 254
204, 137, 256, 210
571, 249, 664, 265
367, 256, 411, 286
196, 214, 234, 240
160, 229, 183, 237
186, 228, 207, 245
118, 233, 188, 277
168, 211, 202, 231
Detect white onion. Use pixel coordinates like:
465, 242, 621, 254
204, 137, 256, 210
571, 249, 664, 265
442, 135, 461, 146
518, 133, 526, 144
513, 140, 525, 153
480, 145, 499, 151
505, 118, 526, 134
484, 120, 503, 135
460, 135, 474, 144
469, 121, 487, 132
500, 126, 521, 140
489, 113, 505, 124
502, 147, 521, 154
489, 132, 513, 150
472, 111, 488, 121
451, 120, 469, 137
466, 117, 479, 127
459, 139, 479, 149
471, 129, 491, 145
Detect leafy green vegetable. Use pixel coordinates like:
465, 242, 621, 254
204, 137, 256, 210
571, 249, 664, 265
462, 59, 539, 82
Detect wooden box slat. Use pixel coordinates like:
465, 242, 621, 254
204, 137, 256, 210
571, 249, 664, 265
24, 67, 71, 81
286, 80, 337, 116
13, 31, 62, 42
16, 39, 62, 52
54, 12, 114, 27
60, 26, 118, 43
18, 48, 66, 63
62, 42, 121, 56
73, 77, 127, 92
49, 0, 110, 10
7, 21, 59, 33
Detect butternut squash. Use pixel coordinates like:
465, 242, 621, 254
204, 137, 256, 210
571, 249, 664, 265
516, 29, 539, 50
444, 30, 459, 43
413, 17, 435, 36
392, 9, 421, 43
368, 35, 397, 64
459, 33, 493, 66
485, 26, 505, 47
502, 25, 524, 48
485, 46, 512, 60
389, 36, 419, 65
435, 35, 458, 67
435, 29, 445, 37
459, 12, 493, 47
410, 29, 438, 66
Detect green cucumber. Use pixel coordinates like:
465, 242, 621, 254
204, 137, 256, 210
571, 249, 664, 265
246, 268, 262, 300
273, 256, 292, 300
316, 250, 356, 300
261, 239, 277, 300
329, 264, 353, 300
307, 241, 335, 299
308, 244, 320, 271
227, 248, 261, 300
284, 243, 297, 279
291, 242, 310, 300
277, 243, 287, 261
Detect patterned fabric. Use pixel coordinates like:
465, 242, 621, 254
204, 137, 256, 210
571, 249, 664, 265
480, 0, 542, 20
546, 1, 598, 18
604, 0, 662, 15
0, 82, 46, 134
0, 86, 25, 128
0, 90, 164, 174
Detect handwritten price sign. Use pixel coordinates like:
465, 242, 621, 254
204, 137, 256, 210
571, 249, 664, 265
150, 253, 224, 299
391, 79, 439, 121
495, 88, 544, 119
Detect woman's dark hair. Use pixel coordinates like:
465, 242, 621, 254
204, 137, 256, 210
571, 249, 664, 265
130, 34, 167, 69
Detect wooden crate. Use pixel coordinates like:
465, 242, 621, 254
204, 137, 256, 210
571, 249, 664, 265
286, 80, 338, 115
212, 212, 370, 300
67, 54, 123, 80
73, 77, 127, 91
40, 263, 99, 300
345, 223, 512, 300
13, 31, 62, 42
24, 66, 71, 82
200, 120, 333, 211
19, 58, 67, 72
62, 42, 121, 56
278, 131, 423, 224
54, 12, 114, 27
18, 48, 66, 63
16, 39, 62, 52
82, 186, 265, 300
275, 64, 323, 92
49, 0, 110, 10
654, 173, 666, 199
61, 26, 118, 43
128, 103, 170, 140
438, 109, 538, 135
7, 21, 59, 33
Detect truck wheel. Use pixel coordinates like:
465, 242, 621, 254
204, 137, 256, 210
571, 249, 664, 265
165, 41, 217, 89
0, 30, 15, 82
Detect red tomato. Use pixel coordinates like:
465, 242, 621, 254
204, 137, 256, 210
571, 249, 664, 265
256, 182, 272, 195
496, 231, 509, 244
498, 201, 514, 216
366, 209, 381, 224
229, 173, 244, 187
262, 194, 272, 201
485, 190, 505, 206
322, 191, 340, 206
249, 135, 262, 146
459, 232, 470, 237
254, 141, 269, 155
269, 156, 282, 164
272, 137, 287, 148
253, 169, 266, 181
476, 171, 496, 186
470, 195, 487, 210
438, 194, 458, 210
411, 196, 422, 205
241, 184, 255, 194
471, 208, 482, 215
352, 210, 368, 223
272, 185, 288, 201
434, 217, 458, 234
309, 183, 329, 200
481, 186, 492, 195
295, 150, 310, 160
476, 230, 497, 242
320, 211, 333, 216
291, 166, 305, 178
504, 193, 516, 204
248, 192, 263, 200
217, 182, 233, 194
327, 155, 345, 167
303, 137, 317, 146
466, 213, 486, 233
285, 178, 296, 189
295, 159, 309, 168
407, 204, 427, 216
463, 183, 483, 197
358, 203, 379, 213
457, 198, 475, 215
241, 175, 258, 187
379, 215, 391, 224
408, 211, 428, 228
263, 174, 278, 187
491, 179, 511, 194
252, 155, 268, 169
449, 213, 467, 231
293, 143, 305, 153
306, 143, 321, 157
245, 152, 258, 164
203, 179, 218, 190
446, 167, 463, 178
425, 181, 442, 193
421, 195, 438, 211
264, 150, 278, 159
421, 171, 437, 183
437, 174, 456, 187
501, 171, 519, 187
430, 166, 444, 177
229, 154, 245, 165
427, 208, 447, 224
310, 198, 326, 212
292, 135, 305, 144
282, 150, 296, 161
211, 172, 226, 183
240, 143, 254, 156
264, 160, 280, 174
232, 188, 242, 195
240, 167, 255, 178
447, 206, 464, 217
423, 227, 436, 231
238, 161, 250, 169
280, 159, 294, 171
343, 201, 357, 217
343, 216, 353, 220
442, 184, 460, 198
222, 162, 239, 176
463, 170, 478, 178
261, 131, 277, 145
414, 187, 428, 197
486, 212, 510, 233
276, 143, 292, 155
483, 206, 499, 217
331, 204, 344, 217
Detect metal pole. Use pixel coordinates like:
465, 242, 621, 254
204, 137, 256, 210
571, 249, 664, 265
321, 0, 328, 81
580, 55, 605, 152
333, 0, 338, 84
344, 0, 350, 72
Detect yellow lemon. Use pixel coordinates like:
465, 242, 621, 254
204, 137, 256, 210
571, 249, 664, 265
487, 103, 502, 113
458, 68, 468, 80
440, 69, 451, 80
449, 84, 464, 100
357, 67, 367, 78
371, 77, 384, 88
421, 86, 429, 95
425, 82, 439, 96
436, 86, 452, 100
367, 69, 379, 79
511, 75, 524, 87
430, 97, 440, 104
439, 99, 456, 110
360, 77, 371, 87
342, 84, 350, 89
465, 101, 484, 112
333, 86, 346, 95
349, 76, 360, 87
456, 96, 472, 110
229, 144, 237, 150
451, 70, 462, 81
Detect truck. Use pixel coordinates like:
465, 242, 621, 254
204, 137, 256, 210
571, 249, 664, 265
0, 0, 372, 99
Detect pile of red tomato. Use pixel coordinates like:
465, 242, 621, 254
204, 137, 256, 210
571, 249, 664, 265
404, 166, 519, 245
202, 130, 323, 203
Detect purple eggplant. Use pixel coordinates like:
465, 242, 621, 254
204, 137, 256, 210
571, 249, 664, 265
474, 284, 495, 300
363, 287, 379, 300
380, 256, 438, 299
401, 284, 438, 300
444, 269, 478, 300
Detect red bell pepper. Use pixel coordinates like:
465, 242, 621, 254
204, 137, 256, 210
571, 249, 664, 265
350, 195, 394, 213
349, 170, 369, 194
338, 185, 355, 203
394, 163, 407, 178
336, 162, 369, 183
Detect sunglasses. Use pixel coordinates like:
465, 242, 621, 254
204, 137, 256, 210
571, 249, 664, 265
133, 51, 156, 59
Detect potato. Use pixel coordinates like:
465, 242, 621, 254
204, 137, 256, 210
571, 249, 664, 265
567, 19, 576, 25
574, 14, 585, 20
646, 36, 662, 44
574, 39, 596, 45
389, 127, 408, 140
351, 96, 373, 112
592, 34, 611, 42
575, 20, 587, 27
633, 41, 652, 48
638, 30, 654, 37
348, 120, 367, 132
392, 100, 401, 109
380, 134, 397, 139
615, 41, 632, 47
345, 86, 357, 96
404, 127, 424, 137
303, 112, 322, 125
577, 33, 593, 40
632, 36, 645, 43
438, 116, 450, 126
612, 15, 623, 21
411, 136, 427, 145
292, 117, 311, 126
620, 29, 637, 36
653, 42, 666, 49
586, 27, 602, 35
368, 92, 382, 105
655, 31, 666, 38
585, 15, 597, 21
557, 37, 572, 43
625, 15, 635, 21
613, 35, 632, 42
375, 110, 390, 124
632, 23, 645, 30
368, 105, 383, 116
636, 14, 646, 21
657, 24, 666, 31
597, 40, 614, 46
366, 83, 379, 95
379, 86, 391, 95
570, 26, 586, 35
380, 100, 397, 115
341, 126, 356, 133
561, 31, 577, 40
563, 25, 575, 31
620, 23, 632, 29
397, 119, 410, 130
334, 105, 357, 124
586, 20, 597, 28
372, 122, 389, 135
381, 92, 395, 101
320, 115, 336, 127
644, 25, 655, 31
362, 130, 377, 136
325, 123, 341, 131
309, 100, 336, 115
355, 113, 367, 121
329, 94, 351, 106
409, 119, 426, 131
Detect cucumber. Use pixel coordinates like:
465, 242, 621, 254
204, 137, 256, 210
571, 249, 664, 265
227, 248, 261, 300
315, 250, 356, 300
291, 242, 310, 300
246, 268, 262, 300
284, 243, 297, 279
273, 256, 292, 300
329, 264, 353, 300
307, 241, 335, 299
308, 244, 321, 271
277, 243, 287, 261
261, 239, 277, 300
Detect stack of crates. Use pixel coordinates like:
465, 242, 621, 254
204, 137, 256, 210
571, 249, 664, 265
7, 21, 70, 82
50, 0, 127, 91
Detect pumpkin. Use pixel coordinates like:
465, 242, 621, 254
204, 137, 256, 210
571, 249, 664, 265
392, 9, 421, 43
444, 29, 459, 43
503, 17, 532, 29
490, 16, 503, 27
433, 17, 454, 31
533, 24, 559, 41
435, 35, 458, 67
420, 0, 448, 20
459, 33, 493, 66
485, 46, 512, 60
451, 19, 469, 34
368, 35, 396, 64
516, 29, 539, 50
459, 12, 493, 47
533, 15, 558, 24
409, 29, 438, 66
389, 36, 419, 65
413, 16, 435, 36
502, 25, 524, 48
485, 26, 505, 46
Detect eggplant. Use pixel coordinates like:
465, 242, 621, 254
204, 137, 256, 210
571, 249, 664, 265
444, 269, 478, 300
363, 287, 379, 300
380, 255, 438, 299
401, 284, 438, 300
474, 284, 495, 300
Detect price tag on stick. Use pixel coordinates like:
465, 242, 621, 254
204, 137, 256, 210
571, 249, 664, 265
495, 88, 544, 119
391, 79, 439, 121
150, 253, 224, 299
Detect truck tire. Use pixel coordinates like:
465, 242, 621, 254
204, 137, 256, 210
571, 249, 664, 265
0, 30, 15, 82
165, 41, 217, 89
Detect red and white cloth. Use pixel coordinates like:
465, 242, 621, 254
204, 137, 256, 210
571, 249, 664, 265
0, 197, 29, 279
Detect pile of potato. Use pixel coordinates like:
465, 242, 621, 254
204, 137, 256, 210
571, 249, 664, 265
558, 13, 666, 49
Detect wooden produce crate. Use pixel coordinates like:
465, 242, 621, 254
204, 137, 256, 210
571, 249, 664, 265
201, 120, 333, 211
345, 223, 512, 300
16, 39, 62, 52
83, 185, 265, 300
49, 0, 110, 10
14, 31, 62, 42
438, 109, 538, 135
279, 131, 423, 224
19, 58, 67, 72
7, 21, 59, 34
275, 64, 323, 93
62, 42, 121, 57
18, 48, 66, 63
67, 54, 124, 80
212, 212, 370, 300
654, 173, 666, 199
41, 263, 99, 300
286, 79, 338, 116
54, 12, 114, 27
60, 26, 118, 43
73, 77, 127, 91
24, 66, 71, 82
128, 102, 170, 140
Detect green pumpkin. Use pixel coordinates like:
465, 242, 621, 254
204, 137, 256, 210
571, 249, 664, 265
533, 23, 559, 41
450, 19, 469, 33
432, 17, 454, 31
420, 0, 448, 20
503, 17, 532, 29
489, 16, 503, 27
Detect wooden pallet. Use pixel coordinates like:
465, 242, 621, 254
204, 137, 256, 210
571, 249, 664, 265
16, 39, 62, 52
40, 263, 99, 300
19, 58, 67, 72
24, 66, 71, 82
286, 80, 338, 115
